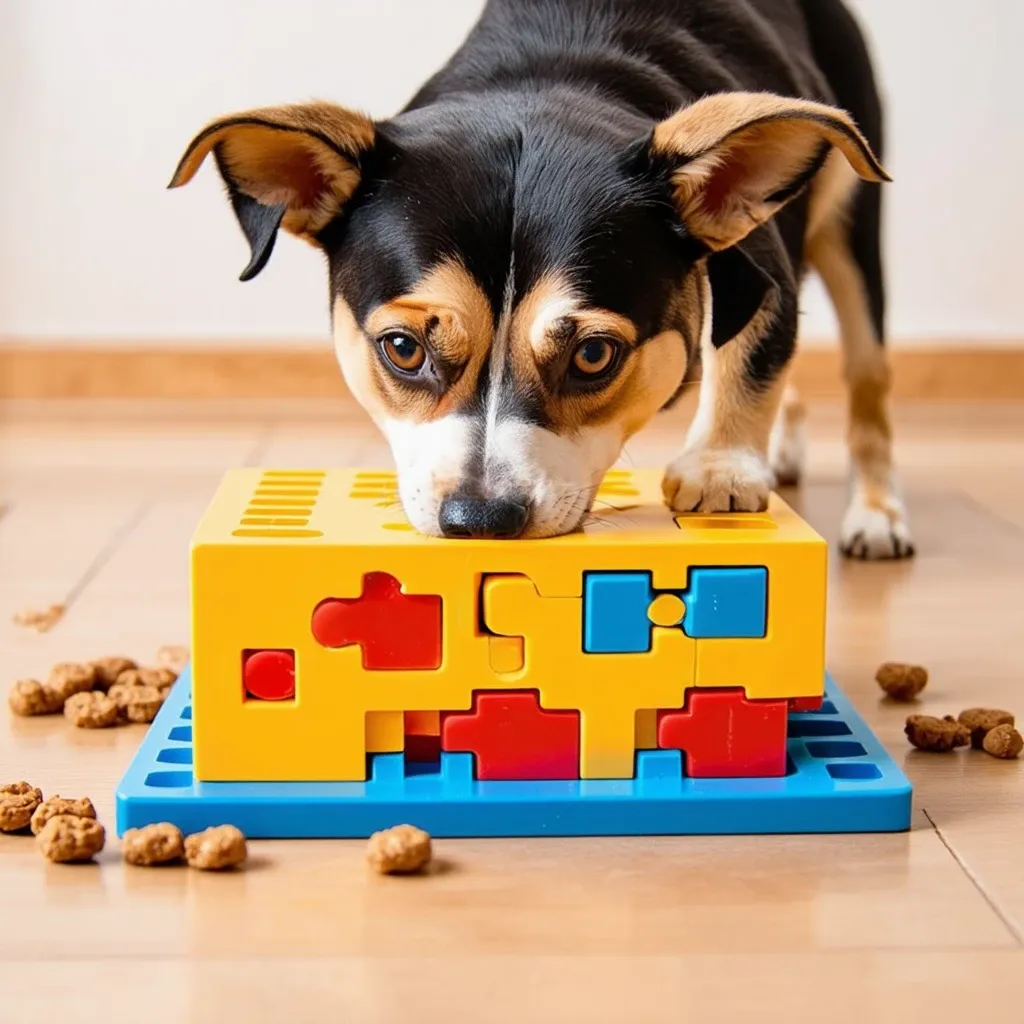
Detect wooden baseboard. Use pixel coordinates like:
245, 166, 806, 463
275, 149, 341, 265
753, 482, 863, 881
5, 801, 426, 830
2, 344, 1024, 400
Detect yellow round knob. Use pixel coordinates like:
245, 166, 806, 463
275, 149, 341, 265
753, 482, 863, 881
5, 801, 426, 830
647, 593, 685, 627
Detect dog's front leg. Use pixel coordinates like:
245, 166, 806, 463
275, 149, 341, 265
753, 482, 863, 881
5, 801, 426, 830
663, 296, 788, 514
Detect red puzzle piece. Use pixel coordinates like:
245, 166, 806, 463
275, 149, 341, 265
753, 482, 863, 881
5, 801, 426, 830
311, 572, 442, 670
243, 649, 296, 701
442, 691, 580, 780
658, 688, 789, 777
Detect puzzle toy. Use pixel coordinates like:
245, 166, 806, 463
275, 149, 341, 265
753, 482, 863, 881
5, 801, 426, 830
116, 468, 912, 837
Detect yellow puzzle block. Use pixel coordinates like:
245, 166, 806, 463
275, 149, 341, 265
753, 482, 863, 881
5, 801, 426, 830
365, 710, 404, 753
190, 468, 826, 782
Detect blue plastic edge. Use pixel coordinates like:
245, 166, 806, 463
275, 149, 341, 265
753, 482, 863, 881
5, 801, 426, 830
116, 666, 913, 838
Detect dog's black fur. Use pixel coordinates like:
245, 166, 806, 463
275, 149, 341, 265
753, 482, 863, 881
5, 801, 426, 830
174, 0, 911, 553
314, 0, 884, 403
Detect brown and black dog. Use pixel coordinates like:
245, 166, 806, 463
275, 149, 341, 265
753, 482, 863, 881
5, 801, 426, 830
171, 0, 912, 557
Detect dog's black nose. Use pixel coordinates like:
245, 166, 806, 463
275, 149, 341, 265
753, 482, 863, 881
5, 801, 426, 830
438, 493, 530, 539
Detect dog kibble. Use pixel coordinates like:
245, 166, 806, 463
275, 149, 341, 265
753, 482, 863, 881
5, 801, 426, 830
876, 662, 928, 701
90, 656, 138, 692
0, 782, 43, 833
117, 667, 177, 693
905, 714, 970, 752
8, 679, 63, 716
109, 683, 164, 723
12, 603, 65, 633
30, 796, 96, 835
48, 662, 98, 702
367, 824, 433, 874
37, 814, 106, 863
123, 822, 185, 866
982, 724, 1023, 760
184, 825, 247, 870
64, 691, 120, 728
157, 645, 190, 674
123, 685, 165, 724
957, 708, 1015, 749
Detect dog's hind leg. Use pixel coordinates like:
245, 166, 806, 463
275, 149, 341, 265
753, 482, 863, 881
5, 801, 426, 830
769, 381, 807, 488
807, 178, 914, 559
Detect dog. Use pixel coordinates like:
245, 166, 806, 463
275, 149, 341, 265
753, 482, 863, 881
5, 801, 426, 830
171, 0, 913, 558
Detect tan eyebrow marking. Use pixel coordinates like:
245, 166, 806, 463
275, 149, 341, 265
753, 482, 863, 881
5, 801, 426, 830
364, 259, 494, 368
571, 309, 638, 344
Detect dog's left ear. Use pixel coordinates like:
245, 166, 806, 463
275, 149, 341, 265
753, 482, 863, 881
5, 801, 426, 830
652, 91, 889, 252
169, 101, 375, 280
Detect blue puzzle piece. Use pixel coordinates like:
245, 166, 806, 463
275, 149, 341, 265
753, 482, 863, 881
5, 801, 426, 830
583, 572, 652, 652
116, 667, 912, 838
584, 566, 768, 651
683, 567, 767, 638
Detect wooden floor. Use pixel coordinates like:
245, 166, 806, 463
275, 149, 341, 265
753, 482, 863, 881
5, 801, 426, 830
3, 396, 1024, 1022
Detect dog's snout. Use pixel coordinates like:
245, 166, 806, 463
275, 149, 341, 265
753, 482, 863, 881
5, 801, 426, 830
438, 493, 530, 540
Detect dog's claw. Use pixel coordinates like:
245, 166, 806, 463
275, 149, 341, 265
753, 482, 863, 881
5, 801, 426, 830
839, 497, 915, 560
663, 447, 773, 515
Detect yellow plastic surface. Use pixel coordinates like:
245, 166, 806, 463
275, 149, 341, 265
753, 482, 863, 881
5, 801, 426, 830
191, 468, 826, 782
647, 593, 686, 627
365, 710, 403, 753
487, 635, 525, 674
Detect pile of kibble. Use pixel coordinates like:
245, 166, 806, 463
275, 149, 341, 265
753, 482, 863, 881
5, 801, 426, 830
1, 782, 431, 874
0, 782, 247, 869
7, 644, 189, 728
875, 662, 1022, 759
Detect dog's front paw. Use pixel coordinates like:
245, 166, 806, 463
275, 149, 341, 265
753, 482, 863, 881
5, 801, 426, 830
663, 447, 773, 513
840, 492, 915, 559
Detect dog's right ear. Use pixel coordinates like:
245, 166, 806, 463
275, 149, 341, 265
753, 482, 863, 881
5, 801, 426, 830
169, 102, 375, 280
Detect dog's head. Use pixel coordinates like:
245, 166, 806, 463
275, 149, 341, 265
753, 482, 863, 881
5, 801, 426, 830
172, 91, 885, 537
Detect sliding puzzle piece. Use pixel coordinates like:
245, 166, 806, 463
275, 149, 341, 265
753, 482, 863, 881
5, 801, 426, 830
686, 568, 768, 638
483, 573, 693, 778
583, 573, 651, 652
583, 567, 768, 654
441, 691, 580, 780
657, 688, 789, 777
311, 571, 442, 669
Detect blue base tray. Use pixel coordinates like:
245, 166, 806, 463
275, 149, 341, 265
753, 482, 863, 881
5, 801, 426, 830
116, 668, 912, 838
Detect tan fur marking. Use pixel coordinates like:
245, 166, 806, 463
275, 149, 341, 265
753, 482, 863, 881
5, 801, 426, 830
508, 272, 684, 436
170, 102, 375, 240
554, 328, 686, 436
651, 92, 888, 251
335, 261, 493, 425
651, 92, 888, 178
515, 272, 578, 355
703, 334, 785, 453
807, 218, 895, 514
569, 310, 638, 344
332, 295, 399, 420
805, 151, 859, 244
529, 308, 638, 364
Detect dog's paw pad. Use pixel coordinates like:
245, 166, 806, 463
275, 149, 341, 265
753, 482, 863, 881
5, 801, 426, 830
840, 496, 915, 560
663, 448, 772, 513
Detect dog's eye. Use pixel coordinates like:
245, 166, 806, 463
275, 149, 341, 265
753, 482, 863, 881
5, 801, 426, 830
570, 337, 619, 379
380, 332, 426, 374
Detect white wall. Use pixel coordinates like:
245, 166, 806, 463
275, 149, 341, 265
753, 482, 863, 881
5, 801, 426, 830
1, 0, 1022, 347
